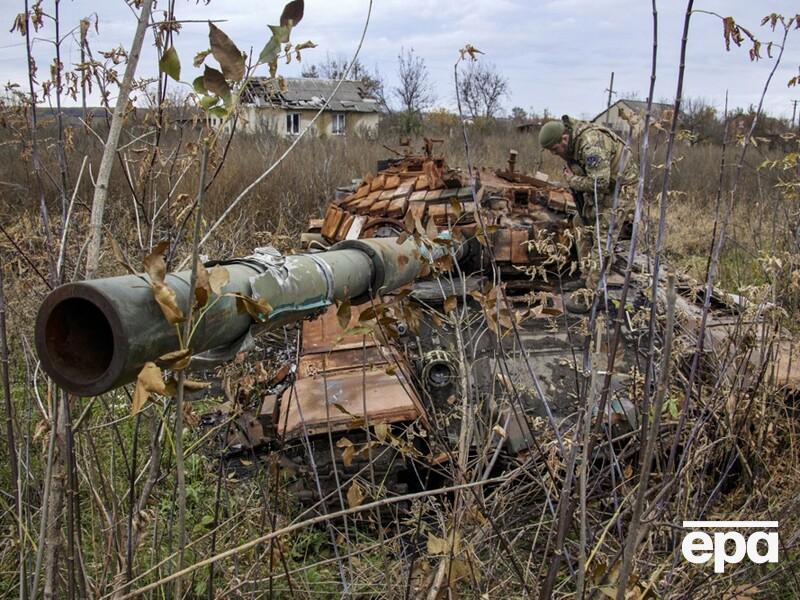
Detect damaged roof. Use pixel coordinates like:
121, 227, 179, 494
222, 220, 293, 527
243, 77, 381, 113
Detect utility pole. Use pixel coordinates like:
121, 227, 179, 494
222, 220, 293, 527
604, 71, 616, 127
792, 99, 799, 129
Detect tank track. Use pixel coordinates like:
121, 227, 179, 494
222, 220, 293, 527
284, 431, 415, 519
215, 424, 420, 519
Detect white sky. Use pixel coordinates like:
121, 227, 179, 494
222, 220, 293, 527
1, 0, 798, 120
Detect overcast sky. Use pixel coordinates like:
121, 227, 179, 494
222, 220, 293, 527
2, 1, 798, 120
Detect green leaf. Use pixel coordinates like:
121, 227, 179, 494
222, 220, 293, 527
200, 514, 215, 527
280, 0, 304, 28
208, 22, 246, 82
258, 25, 291, 65
192, 75, 207, 95
209, 106, 229, 120
199, 94, 220, 110
258, 38, 280, 65
203, 65, 231, 102
159, 46, 180, 81
269, 24, 291, 44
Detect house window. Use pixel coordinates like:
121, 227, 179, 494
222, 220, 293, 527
286, 113, 300, 135
332, 113, 346, 135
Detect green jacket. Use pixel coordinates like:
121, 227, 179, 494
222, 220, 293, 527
563, 116, 638, 195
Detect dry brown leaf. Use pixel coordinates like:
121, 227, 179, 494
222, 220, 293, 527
195, 261, 211, 309
208, 22, 246, 82
427, 534, 448, 555
337, 300, 352, 330
152, 281, 185, 324
444, 295, 457, 315
156, 348, 191, 371
342, 445, 355, 467
143, 240, 169, 284
280, 0, 305, 28
203, 65, 230, 99
208, 265, 230, 295
184, 380, 211, 391
346, 481, 364, 508
163, 377, 211, 397
131, 362, 166, 415
235, 294, 272, 322
183, 402, 199, 428
374, 422, 389, 442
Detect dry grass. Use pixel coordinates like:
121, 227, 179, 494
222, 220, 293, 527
1, 109, 799, 599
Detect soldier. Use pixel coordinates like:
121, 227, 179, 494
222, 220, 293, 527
539, 115, 638, 310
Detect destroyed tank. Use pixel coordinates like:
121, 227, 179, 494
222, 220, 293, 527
34, 140, 800, 512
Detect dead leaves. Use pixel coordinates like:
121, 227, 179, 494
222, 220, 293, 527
144, 242, 184, 325
280, 0, 305, 29
194, 262, 229, 309
209, 22, 246, 82
720, 15, 761, 61
346, 481, 365, 508
152, 283, 184, 325
156, 348, 191, 371
458, 44, 483, 62
444, 295, 458, 315
131, 362, 166, 415
337, 438, 356, 467
234, 294, 272, 322
208, 265, 230, 294
374, 422, 389, 443
131, 359, 212, 415
336, 299, 352, 330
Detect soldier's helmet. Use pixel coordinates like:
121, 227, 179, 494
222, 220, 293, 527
539, 120, 566, 149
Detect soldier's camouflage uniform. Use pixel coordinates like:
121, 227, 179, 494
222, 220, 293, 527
561, 115, 638, 290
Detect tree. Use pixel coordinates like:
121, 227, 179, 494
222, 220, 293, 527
393, 47, 435, 130
457, 61, 509, 120
301, 53, 387, 109
681, 97, 724, 144
510, 106, 528, 123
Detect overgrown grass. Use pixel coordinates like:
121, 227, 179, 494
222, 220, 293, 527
1, 111, 799, 598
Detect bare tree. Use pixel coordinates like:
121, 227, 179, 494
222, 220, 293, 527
393, 47, 435, 129
457, 61, 509, 120
84, 0, 154, 279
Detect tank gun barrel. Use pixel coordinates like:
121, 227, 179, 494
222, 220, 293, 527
35, 237, 458, 396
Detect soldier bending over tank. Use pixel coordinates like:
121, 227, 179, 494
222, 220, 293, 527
539, 115, 638, 311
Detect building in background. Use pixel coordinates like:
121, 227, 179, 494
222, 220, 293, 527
592, 99, 674, 136
240, 78, 382, 137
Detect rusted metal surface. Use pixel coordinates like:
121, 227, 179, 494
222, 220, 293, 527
322, 154, 577, 275
280, 368, 419, 439
300, 303, 377, 353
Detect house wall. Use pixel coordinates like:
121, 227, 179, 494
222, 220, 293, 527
241, 106, 379, 137
594, 103, 645, 137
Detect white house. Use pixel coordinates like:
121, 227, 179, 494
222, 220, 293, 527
240, 78, 382, 137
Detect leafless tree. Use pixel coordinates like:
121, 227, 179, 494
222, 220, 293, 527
457, 61, 509, 120
393, 47, 435, 123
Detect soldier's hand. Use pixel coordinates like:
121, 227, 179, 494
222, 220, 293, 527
563, 165, 574, 178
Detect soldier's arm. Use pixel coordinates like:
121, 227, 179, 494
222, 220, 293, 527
566, 134, 613, 193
